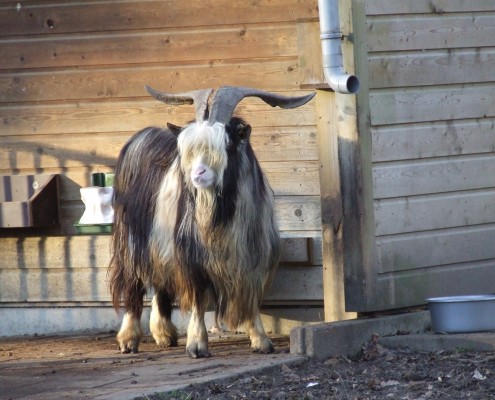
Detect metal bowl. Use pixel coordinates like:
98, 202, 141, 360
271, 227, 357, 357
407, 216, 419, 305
427, 295, 495, 333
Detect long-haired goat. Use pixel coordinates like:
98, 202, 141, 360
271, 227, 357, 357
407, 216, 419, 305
108, 86, 315, 358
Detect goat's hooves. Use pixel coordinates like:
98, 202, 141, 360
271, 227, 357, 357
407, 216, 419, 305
120, 346, 139, 354
252, 342, 275, 354
186, 346, 211, 359
155, 337, 179, 348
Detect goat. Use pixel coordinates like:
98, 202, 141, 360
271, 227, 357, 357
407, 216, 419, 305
108, 85, 315, 357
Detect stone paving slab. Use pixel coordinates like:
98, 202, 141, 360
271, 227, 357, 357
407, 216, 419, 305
0, 333, 304, 400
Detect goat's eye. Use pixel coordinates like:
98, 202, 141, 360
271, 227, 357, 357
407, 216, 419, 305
237, 123, 251, 140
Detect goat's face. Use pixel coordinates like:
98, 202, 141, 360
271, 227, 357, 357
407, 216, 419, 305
177, 119, 251, 192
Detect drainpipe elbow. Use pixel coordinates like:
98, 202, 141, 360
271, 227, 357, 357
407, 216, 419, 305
318, 0, 359, 94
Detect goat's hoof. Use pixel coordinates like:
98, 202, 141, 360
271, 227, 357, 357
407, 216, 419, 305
186, 345, 211, 359
155, 336, 179, 348
251, 341, 275, 354
119, 341, 140, 354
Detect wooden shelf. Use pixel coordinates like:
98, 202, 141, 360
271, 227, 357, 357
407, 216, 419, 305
0, 174, 60, 228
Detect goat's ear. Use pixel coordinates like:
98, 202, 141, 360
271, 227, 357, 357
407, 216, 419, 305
167, 122, 183, 136
237, 123, 251, 140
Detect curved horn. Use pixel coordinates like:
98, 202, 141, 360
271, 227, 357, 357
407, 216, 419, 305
208, 86, 316, 125
145, 85, 213, 121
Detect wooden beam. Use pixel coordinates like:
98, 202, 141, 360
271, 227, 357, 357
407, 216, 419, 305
316, 90, 355, 321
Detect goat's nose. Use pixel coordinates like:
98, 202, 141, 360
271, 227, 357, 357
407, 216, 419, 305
195, 167, 206, 176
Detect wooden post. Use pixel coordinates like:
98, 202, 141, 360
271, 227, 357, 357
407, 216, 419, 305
316, 90, 356, 322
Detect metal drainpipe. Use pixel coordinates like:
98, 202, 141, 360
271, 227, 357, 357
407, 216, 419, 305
318, 0, 359, 94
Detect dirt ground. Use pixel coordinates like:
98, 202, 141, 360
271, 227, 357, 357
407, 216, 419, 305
144, 336, 495, 400
2, 332, 495, 400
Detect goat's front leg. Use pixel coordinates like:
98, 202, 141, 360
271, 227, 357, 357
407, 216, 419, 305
245, 309, 274, 354
117, 312, 143, 353
186, 301, 210, 358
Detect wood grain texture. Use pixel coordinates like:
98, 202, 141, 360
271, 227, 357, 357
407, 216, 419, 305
368, 48, 495, 89
0, 235, 322, 303
371, 119, 495, 162
377, 224, 495, 273
0, 0, 318, 36
367, 13, 495, 52
0, 60, 303, 103
373, 154, 495, 199
1, 24, 297, 70
0, 127, 318, 172
375, 189, 495, 236
370, 84, 495, 125
366, 0, 495, 16
0, 99, 317, 136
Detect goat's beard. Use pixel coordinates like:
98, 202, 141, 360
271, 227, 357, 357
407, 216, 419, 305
194, 186, 218, 231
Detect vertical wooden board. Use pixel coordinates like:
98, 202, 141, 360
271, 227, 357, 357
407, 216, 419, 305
339, 0, 376, 311
297, 20, 325, 86
315, 90, 354, 321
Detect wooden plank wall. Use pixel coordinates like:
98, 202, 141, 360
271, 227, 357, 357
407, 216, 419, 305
0, 0, 323, 311
359, 0, 495, 310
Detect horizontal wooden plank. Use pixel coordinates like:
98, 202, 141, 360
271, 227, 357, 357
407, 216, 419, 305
367, 13, 495, 52
371, 118, 495, 162
366, 0, 495, 16
370, 84, 495, 125
274, 196, 322, 232
0, 126, 318, 174
0, 24, 296, 70
0, 0, 319, 36
0, 267, 110, 302
376, 224, 495, 273
0, 235, 321, 302
374, 189, 495, 236
372, 259, 495, 311
368, 48, 495, 89
0, 60, 302, 103
0, 98, 317, 136
373, 154, 495, 199
57, 194, 321, 235
0, 235, 318, 271
265, 266, 323, 301
0, 264, 323, 303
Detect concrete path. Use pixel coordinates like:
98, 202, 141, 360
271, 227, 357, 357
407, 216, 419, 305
0, 333, 304, 400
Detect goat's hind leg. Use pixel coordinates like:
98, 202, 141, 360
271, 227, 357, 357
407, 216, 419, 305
246, 308, 274, 354
116, 281, 145, 353
150, 288, 178, 348
117, 312, 143, 353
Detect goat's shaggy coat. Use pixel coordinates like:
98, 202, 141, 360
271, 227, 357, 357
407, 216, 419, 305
108, 86, 314, 357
